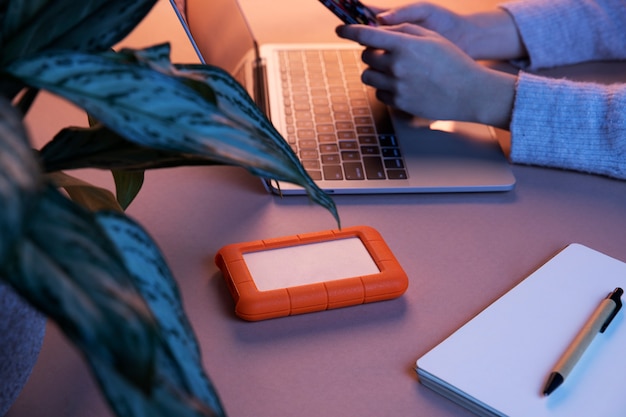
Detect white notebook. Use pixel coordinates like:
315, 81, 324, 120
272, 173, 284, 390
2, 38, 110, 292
416, 244, 626, 417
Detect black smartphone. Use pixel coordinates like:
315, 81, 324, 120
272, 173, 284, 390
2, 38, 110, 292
318, 0, 378, 26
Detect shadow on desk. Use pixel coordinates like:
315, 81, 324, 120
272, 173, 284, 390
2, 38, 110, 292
207, 271, 408, 344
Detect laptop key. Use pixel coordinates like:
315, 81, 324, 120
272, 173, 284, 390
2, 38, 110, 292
384, 158, 405, 169
302, 160, 320, 170
339, 140, 358, 150
387, 169, 408, 180
359, 135, 377, 145
382, 148, 402, 158
297, 129, 316, 140
308, 170, 323, 181
378, 134, 398, 147
341, 151, 361, 161
363, 157, 386, 180
323, 165, 343, 180
298, 139, 317, 149
318, 134, 337, 143
317, 124, 335, 133
361, 146, 380, 155
354, 116, 373, 125
335, 121, 354, 130
300, 149, 319, 160
321, 154, 340, 164
320, 144, 339, 154
337, 131, 357, 140
343, 162, 365, 180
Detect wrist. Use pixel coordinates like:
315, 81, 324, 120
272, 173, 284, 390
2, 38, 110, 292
473, 69, 517, 129
464, 10, 527, 61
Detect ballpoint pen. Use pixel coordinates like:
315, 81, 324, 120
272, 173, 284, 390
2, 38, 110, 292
543, 287, 623, 396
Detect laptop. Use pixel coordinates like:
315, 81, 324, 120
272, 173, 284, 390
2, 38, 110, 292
172, 0, 515, 194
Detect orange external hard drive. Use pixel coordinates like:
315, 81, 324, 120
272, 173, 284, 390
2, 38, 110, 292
215, 225, 408, 321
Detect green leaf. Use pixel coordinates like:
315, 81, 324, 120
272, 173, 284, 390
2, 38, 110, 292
95, 211, 226, 417
0, 97, 42, 264
47, 171, 124, 212
0, 0, 157, 65
40, 123, 224, 172
2, 186, 159, 392
2, 186, 227, 416
7, 46, 340, 225
113, 169, 144, 210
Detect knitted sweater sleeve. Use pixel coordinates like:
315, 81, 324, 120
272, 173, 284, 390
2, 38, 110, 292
510, 73, 626, 180
501, 0, 626, 70
499, 0, 626, 179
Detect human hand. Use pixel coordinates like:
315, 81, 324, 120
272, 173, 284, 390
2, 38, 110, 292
372, 3, 526, 61
336, 23, 516, 128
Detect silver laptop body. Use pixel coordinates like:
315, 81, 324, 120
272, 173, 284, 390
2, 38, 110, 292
177, 0, 516, 194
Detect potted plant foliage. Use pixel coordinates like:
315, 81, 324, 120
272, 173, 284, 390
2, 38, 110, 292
0, 1, 338, 416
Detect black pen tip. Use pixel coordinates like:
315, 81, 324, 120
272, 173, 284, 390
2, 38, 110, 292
543, 372, 564, 396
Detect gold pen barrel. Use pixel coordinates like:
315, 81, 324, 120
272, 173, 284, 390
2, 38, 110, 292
553, 298, 617, 378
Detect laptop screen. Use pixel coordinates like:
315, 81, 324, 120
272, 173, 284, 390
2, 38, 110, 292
185, 0, 257, 75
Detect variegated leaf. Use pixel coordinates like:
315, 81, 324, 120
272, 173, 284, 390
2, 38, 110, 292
40, 123, 224, 210
2, 186, 159, 392
96, 211, 226, 417
0, 97, 42, 264
40, 124, 222, 172
8, 46, 340, 225
0, 0, 157, 65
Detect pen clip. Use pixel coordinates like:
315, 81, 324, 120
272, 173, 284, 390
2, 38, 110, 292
600, 287, 623, 333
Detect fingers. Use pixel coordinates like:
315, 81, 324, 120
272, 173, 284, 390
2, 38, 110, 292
366, 5, 387, 15
388, 22, 435, 37
336, 23, 432, 51
361, 47, 392, 68
336, 24, 398, 50
362, 67, 395, 92
374, 89, 394, 106
377, 3, 438, 25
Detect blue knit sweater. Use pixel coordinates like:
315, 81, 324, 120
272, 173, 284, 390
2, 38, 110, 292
501, 0, 626, 179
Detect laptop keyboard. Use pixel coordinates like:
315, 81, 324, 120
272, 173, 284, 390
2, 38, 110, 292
278, 49, 407, 181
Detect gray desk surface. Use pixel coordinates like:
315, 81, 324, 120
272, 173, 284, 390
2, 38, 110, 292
7, 1, 626, 416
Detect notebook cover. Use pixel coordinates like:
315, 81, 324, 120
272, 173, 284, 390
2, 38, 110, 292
416, 244, 626, 417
